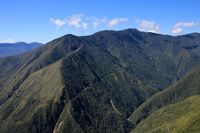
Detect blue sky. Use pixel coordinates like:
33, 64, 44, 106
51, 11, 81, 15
0, 0, 200, 43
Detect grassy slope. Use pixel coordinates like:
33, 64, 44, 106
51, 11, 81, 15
17, 60, 64, 101
129, 66, 200, 131
0, 58, 65, 133
131, 95, 200, 133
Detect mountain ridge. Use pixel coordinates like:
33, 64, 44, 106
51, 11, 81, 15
0, 29, 200, 132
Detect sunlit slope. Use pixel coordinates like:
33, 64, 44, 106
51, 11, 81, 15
131, 95, 200, 133
130, 66, 200, 133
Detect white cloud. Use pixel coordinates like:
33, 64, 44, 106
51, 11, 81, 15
50, 14, 128, 30
92, 21, 98, 29
0, 39, 16, 43
82, 22, 88, 29
92, 18, 107, 29
171, 22, 199, 34
174, 22, 198, 27
138, 20, 160, 33
171, 28, 183, 34
51, 14, 89, 30
66, 14, 82, 28
107, 18, 128, 27
50, 18, 65, 29
91, 17, 128, 28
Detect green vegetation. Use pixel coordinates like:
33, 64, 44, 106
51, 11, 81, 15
0, 29, 200, 132
131, 95, 200, 133
129, 65, 200, 126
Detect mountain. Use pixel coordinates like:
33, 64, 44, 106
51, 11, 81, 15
0, 42, 42, 57
131, 95, 200, 133
130, 66, 200, 133
0, 29, 200, 133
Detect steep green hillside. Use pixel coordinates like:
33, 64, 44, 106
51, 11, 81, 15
129, 65, 200, 129
0, 59, 65, 132
0, 29, 200, 132
131, 95, 200, 133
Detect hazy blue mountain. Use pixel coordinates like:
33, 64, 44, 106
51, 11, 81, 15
0, 42, 42, 57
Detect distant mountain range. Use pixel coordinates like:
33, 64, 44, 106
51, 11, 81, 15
0, 42, 42, 57
0, 29, 200, 133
